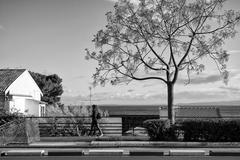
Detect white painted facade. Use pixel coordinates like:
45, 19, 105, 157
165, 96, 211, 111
4, 70, 45, 116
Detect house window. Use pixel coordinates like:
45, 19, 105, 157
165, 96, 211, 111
40, 105, 45, 117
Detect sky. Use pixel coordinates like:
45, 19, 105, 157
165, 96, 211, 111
0, 0, 240, 105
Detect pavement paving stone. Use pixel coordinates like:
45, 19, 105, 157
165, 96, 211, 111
3, 141, 240, 148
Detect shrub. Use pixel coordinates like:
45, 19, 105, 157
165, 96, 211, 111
143, 119, 240, 142
180, 120, 240, 142
143, 119, 177, 141
0, 109, 24, 126
180, 120, 206, 141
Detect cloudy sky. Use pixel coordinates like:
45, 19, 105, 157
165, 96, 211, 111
0, 0, 240, 105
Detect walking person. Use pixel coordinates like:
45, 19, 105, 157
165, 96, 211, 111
89, 104, 103, 137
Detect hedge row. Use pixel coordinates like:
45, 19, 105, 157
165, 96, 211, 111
143, 119, 240, 142
181, 120, 240, 142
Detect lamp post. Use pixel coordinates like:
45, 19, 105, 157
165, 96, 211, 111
89, 86, 92, 106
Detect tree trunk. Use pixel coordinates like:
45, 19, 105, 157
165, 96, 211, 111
167, 82, 175, 124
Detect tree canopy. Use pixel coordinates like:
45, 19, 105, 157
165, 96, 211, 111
30, 72, 64, 104
85, 0, 240, 122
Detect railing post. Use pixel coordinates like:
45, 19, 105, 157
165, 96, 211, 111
52, 117, 57, 136
132, 117, 134, 136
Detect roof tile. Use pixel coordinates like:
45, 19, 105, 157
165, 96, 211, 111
0, 69, 26, 93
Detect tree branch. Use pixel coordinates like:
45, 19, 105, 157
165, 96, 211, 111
178, 33, 196, 67
135, 45, 168, 72
130, 74, 167, 83
196, 17, 240, 35
117, 60, 167, 84
169, 37, 179, 84
126, 3, 169, 68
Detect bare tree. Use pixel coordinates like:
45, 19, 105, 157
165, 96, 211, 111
85, 0, 240, 123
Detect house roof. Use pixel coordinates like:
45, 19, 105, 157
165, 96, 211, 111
0, 69, 26, 94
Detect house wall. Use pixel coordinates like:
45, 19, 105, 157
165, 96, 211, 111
9, 96, 26, 113
5, 70, 43, 115
5, 70, 42, 101
25, 99, 41, 116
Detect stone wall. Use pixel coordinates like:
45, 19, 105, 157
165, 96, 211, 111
0, 118, 40, 146
25, 118, 40, 143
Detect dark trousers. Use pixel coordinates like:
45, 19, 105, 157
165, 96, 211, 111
89, 120, 102, 136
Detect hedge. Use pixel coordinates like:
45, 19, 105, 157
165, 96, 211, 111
143, 119, 240, 142
143, 119, 177, 141
181, 120, 240, 142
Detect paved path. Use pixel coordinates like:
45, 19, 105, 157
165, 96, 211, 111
4, 141, 238, 148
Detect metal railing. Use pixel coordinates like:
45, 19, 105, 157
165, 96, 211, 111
35, 115, 240, 137
35, 116, 147, 137
160, 116, 240, 120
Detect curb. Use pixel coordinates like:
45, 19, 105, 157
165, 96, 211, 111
1, 150, 45, 156
2, 149, 240, 157
169, 149, 206, 156
129, 150, 165, 156
47, 149, 83, 156
87, 149, 126, 156
209, 150, 240, 156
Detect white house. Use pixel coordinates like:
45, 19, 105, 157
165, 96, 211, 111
0, 69, 46, 116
